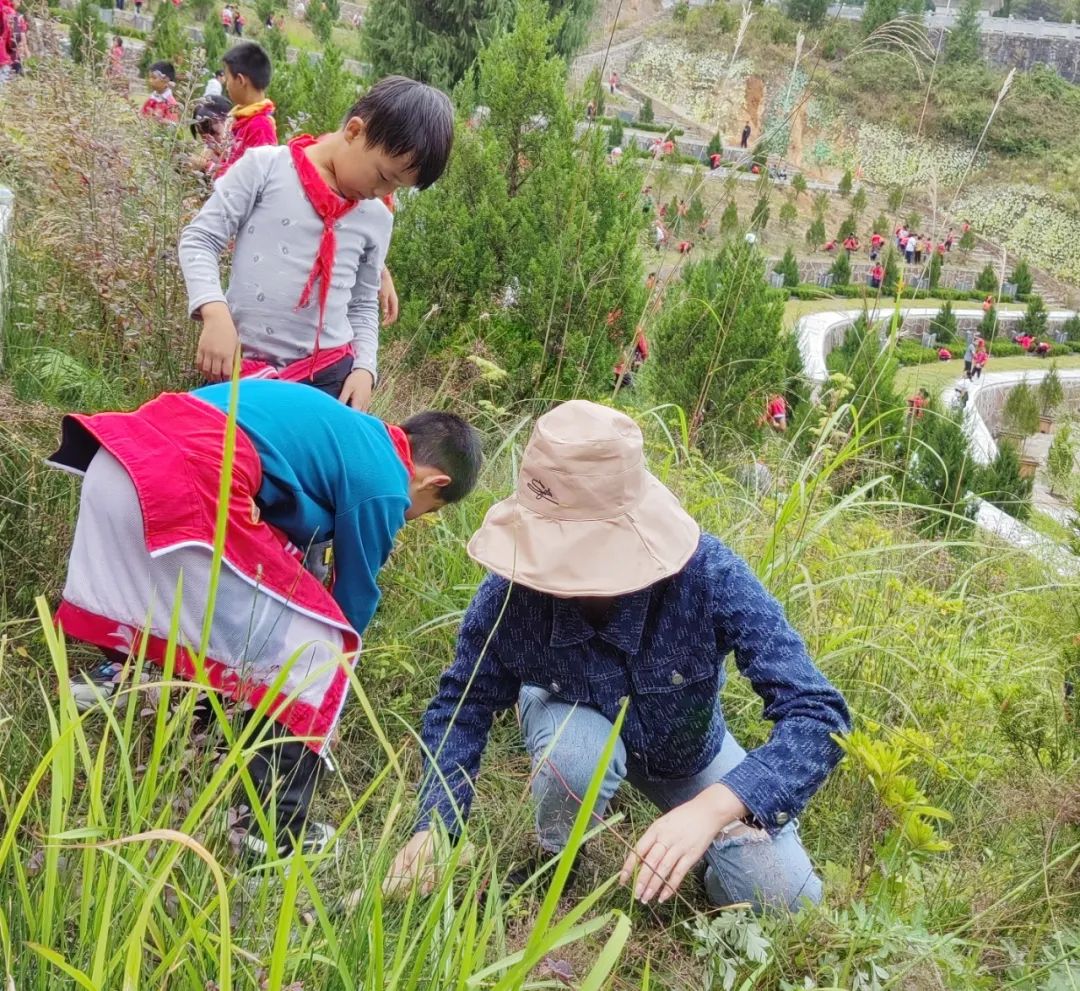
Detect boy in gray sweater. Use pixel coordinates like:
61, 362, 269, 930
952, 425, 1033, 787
179, 76, 454, 410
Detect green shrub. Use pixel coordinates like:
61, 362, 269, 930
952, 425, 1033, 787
1018, 294, 1049, 338
830, 249, 852, 285
779, 200, 799, 228
987, 340, 1024, 357
638, 97, 655, 124
906, 406, 978, 536
786, 0, 829, 25
706, 131, 722, 157
806, 216, 826, 247
871, 213, 889, 239
1003, 380, 1041, 437
896, 339, 940, 365
1062, 314, 1080, 341
791, 172, 808, 199
929, 250, 943, 291
750, 193, 770, 230
71, 0, 108, 69
838, 212, 858, 239
1038, 363, 1064, 415
644, 241, 790, 450
977, 441, 1033, 520
1010, 258, 1034, 296
607, 116, 624, 149
838, 168, 853, 197
930, 301, 959, 343
974, 263, 998, 294
720, 199, 740, 233
776, 246, 801, 287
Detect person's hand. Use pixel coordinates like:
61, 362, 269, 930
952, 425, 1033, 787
619, 783, 748, 904
196, 302, 239, 381
339, 368, 374, 410
384, 830, 437, 898
379, 267, 399, 326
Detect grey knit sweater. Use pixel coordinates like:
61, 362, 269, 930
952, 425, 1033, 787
178, 145, 392, 379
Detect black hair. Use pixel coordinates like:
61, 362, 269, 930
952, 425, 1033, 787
215, 68, 225, 78
190, 95, 234, 137
342, 76, 454, 190
149, 61, 176, 83
401, 411, 483, 504
222, 41, 272, 91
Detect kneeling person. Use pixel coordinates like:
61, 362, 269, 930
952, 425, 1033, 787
52, 379, 482, 857
392, 401, 849, 912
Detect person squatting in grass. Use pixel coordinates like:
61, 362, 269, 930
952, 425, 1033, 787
388, 401, 850, 913
53, 379, 483, 859
179, 76, 454, 412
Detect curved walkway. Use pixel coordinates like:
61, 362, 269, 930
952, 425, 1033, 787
794, 301, 1080, 576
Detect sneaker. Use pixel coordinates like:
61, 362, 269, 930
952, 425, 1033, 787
70, 658, 145, 712
239, 821, 336, 862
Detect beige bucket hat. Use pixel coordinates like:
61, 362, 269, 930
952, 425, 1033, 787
467, 400, 701, 597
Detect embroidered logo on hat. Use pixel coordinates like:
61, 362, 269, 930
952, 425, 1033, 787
527, 479, 558, 504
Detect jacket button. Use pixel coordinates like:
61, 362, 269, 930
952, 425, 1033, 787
671, 671, 684, 686
619, 695, 629, 707
550, 681, 560, 693
775, 812, 790, 825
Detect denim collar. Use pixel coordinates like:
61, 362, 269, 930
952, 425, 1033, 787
549, 587, 651, 654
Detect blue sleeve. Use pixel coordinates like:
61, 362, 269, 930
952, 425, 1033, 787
416, 578, 521, 836
330, 496, 405, 634
703, 540, 851, 831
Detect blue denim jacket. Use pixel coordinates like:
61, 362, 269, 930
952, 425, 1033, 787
418, 533, 850, 835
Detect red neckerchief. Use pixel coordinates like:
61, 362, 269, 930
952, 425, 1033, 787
386, 424, 415, 478
288, 135, 359, 377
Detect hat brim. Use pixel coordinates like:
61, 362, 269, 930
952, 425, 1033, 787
467, 471, 701, 597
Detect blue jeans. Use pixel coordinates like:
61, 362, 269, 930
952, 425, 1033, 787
519, 685, 823, 913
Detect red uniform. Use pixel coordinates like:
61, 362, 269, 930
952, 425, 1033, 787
215, 100, 278, 179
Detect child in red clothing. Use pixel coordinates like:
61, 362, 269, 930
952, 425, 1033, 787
216, 42, 277, 180
972, 340, 988, 378
937, 347, 952, 361
140, 61, 180, 123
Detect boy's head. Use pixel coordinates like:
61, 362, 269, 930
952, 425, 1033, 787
400, 411, 483, 520
333, 76, 454, 202
222, 41, 272, 102
147, 61, 176, 93
191, 95, 233, 141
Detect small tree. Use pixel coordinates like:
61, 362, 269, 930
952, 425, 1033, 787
202, 14, 229, 70
188, 0, 216, 20
71, 0, 108, 70
607, 116, 624, 149
1038, 363, 1064, 417
750, 193, 771, 231
930, 301, 959, 343
706, 132, 722, 157
928, 249, 943, 290
871, 212, 889, 238
980, 305, 998, 339
851, 186, 868, 217
776, 246, 801, 287
791, 172, 808, 200
806, 216, 826, 247
639, 97, 655, 124
1010, 258, 1033, 296
830, 248, 852, 285
977, 441, 1033, 520
720, 199, 740, 234
1047, 424, 1075, 497
308, 0, 335, 44
686, 194, 706, 230
1062, 314, 1080, 342
812, 190, 829, 220
1003, 381, 1040, 449
945, 0, 982, 64
786, 0, 829, 26
1018, 294, 1049, 339
882, 247, 901, 293
837, 212, 857, 239
838, 169, 853, 197
887, 185, 904, 213
958, 227, 976, 259
779, 200, 798, 229
905, 211, 921, 231
863, 0, 902, 34
907, 406, 978, 536
974, 263, 998, 294
140, 0, 189, 71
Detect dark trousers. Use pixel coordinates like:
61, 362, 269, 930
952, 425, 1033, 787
306, 354, 354, 398
101, 648, 324, 846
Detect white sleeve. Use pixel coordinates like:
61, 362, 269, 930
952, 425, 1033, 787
178, 149, 271, 319
346, 205, 394, 382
